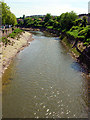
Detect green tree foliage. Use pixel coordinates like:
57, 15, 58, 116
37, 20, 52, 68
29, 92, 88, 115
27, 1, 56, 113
17, 11, 78, 32
21, 17, 43, 28
73, 18, 83, 26
44, 13, 52, 23
1, 1, 17, 26
57, 11, 78, 31
23, 14, 25, 19
81, 16, 87, 27
53, 21, 59, 29
17, 11, 90, 47
23, 17, 34, 27
67, 26, 90, 45
16, 11, 90, 50
0, 2, 2, 24
18, 21, 24, 27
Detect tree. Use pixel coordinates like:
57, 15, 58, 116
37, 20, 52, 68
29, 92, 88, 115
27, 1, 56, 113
0, 2, 2, 24
53, 21, 59, 29
44, 13, 52, 23
18, 21, 23, 27
1, 1, 17, 26
73, 18, 83, 26
2, 2, 9, 25
23, 17, 34, 27
10, 13, 17, 26
23, 14, 25, 19
81, 16, 87, 27
58, 11, 78, 31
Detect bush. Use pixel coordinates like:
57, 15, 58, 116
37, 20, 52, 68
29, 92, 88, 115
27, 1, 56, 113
84, 38, 90, 46
67, 26, 90, 44
8, 28, 23, 39
8, 32, 16, 38
47, 26, 53, 29
78, 26, 89, 36
77, 36, 85, 41
2, 37, 10, 45
67, 30, 78, 39
70, 26, 79, 31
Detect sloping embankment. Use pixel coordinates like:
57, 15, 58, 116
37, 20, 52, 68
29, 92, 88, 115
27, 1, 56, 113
0, 31, 33, 77
61, 36, 90, 73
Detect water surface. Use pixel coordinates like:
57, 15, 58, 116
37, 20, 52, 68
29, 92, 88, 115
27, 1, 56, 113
2, 31, 88, 118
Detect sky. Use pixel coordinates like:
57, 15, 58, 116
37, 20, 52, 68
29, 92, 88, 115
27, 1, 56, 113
3, 0, 90, 18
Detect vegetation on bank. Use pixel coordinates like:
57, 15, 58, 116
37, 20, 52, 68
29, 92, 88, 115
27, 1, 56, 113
1, 1, 90, 70
17, 12, 90, 70
1, 2, 23, 46
18, 11, 78, 31
61, 37, 80, 56
8, 28, 23, 39
17, 12, 90, 48
2, 28, 23, 46
66, 22, 90, 46
2, 37, 11, 46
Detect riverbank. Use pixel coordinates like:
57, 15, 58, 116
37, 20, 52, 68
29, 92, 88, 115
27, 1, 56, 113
60, 36, 90, 79
21, 28, 90, 74
21, 27, 58, 37
0, 31, 33, 77
2, 30, 88, 118
60, 37, 80, 59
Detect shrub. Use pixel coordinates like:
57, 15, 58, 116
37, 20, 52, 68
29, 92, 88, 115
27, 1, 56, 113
8, 28, 23, 39
2, 37, 10, 45
67, 30, 78, 39
70, 26, 79, 31
47, 26, 53, 29
84, 38, 90, 46
67, 26, 90, 45
8, 33, 16, 38
77, 36, 85, 42
78, 26, 90, 36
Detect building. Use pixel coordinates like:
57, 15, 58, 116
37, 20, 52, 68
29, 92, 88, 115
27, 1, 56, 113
17, 18, 23, 23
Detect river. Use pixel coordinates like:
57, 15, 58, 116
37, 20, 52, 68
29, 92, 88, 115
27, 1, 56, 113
2, 31, 88, 118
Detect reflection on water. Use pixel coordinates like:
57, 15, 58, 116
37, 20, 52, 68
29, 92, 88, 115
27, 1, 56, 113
2, 31, 88, 118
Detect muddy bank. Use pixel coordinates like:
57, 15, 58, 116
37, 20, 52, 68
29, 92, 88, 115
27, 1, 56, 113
0, 31, 33, 77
